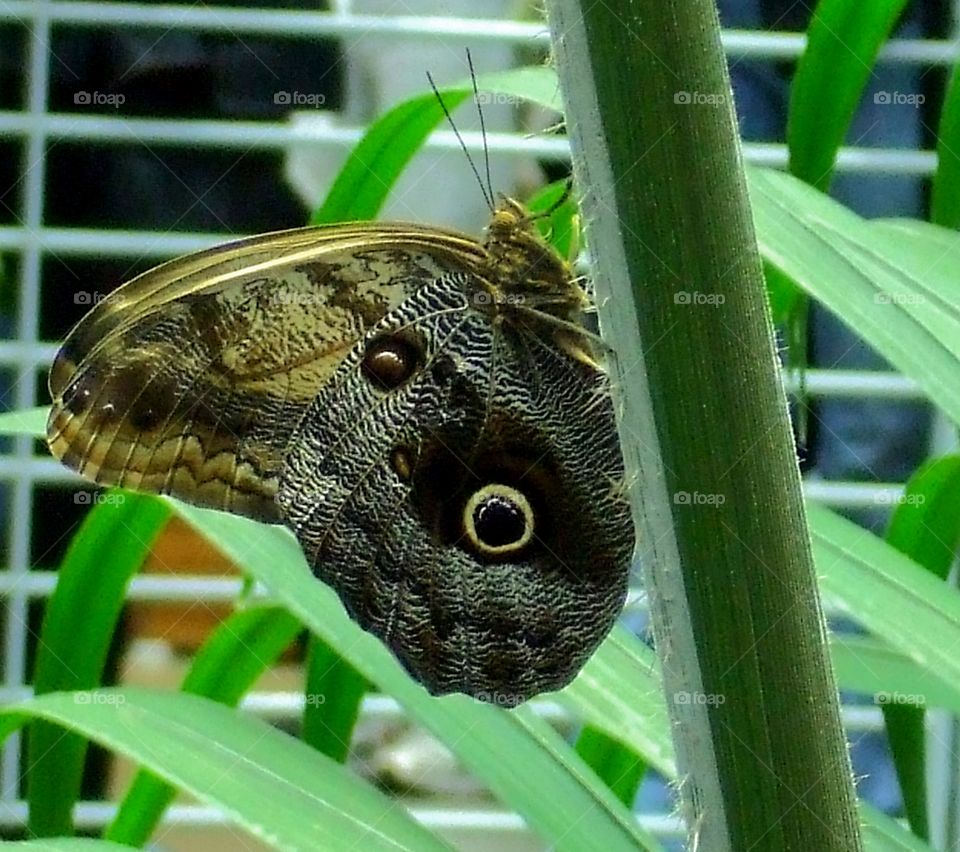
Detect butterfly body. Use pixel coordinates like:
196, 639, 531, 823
47, 198, 633, 703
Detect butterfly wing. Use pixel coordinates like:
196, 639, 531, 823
278, 273, 634, 702
47, 208, 634, 702
47, 224, 486, 521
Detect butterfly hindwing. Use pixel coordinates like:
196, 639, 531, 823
278, 271, 632, 702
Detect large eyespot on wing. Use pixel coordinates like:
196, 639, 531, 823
46, 225, 487, 521
396, 432, 633, 703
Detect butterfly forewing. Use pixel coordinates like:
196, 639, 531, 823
47, 225, 488, 521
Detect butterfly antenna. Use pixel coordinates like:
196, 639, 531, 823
552, 176, 574, 214
466, 48, 495, 208
426, 69, 494, 212
530, 176, 575, 225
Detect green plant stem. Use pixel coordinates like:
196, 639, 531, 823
547, 1, 863, 849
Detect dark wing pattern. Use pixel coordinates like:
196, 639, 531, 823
278, 269, 633, 701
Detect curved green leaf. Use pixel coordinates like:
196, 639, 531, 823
831, 634, 960, 717
813, 501, 960, 849
750, 167, 960, 427
526, 179, 580, 262
861, 802, 932, 851
107, 605, 303, 846
932, 64, 960, 228
171, 500, 659, 851
302, 635, 367, 761
6, 841, 136, 851
788, 0, 910, 190
887, 454, 960, 583
575, 725, 645, 808
811, 502, 960, 701
561, 626, 674, 779
880, 455, 960, 840
28, 495, 172, 837
3, 689, 450, 852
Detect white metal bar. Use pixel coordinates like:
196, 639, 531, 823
0, 457, 82, 481
0, 113, 938, 175
802, 480, 911, 509
0, 4, 949, 65
783, 370, 921, 399
0, 341, 58, 364
1, 2, 552, 43
0, 799, 687, 837
0, 572, 253, 600
1, 0, 51, 801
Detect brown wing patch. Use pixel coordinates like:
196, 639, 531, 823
48, 229, 482, 521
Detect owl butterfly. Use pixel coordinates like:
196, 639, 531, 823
46, 117, 633, 707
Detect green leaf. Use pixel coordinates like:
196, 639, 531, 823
886, 455, 960, 582
750, 167, 960, 427
3, 689, 450, 852
811, 502, 960, 703
861, 802, 932, 851
27, 495, 172, 838
302, 636, 368, 762
171, 500, 659, 851
312, 67, 563, 225
932, 63, 960, 228
762, 259, 804, 329
831, 635, 960, 716
561, 626, 674, 779
575, 725, 645, 808
813, 495, 960, 846
0, 405, 48, 436
878, 455, 960, 841
106, 605, 303, 846
787, 0, 910, 191
5, 841, 137, 851
526, 179, 579, 262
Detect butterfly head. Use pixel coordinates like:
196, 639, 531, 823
482, 196, 587, 320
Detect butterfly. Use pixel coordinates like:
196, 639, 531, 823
46, 195, 634, 705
